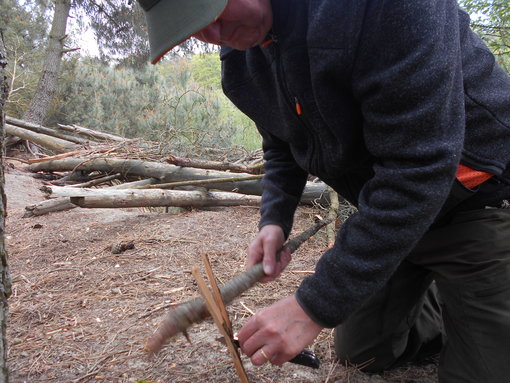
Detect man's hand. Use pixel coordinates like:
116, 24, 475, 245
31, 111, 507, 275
247, 224, 292, 282
237, 295, 323, 366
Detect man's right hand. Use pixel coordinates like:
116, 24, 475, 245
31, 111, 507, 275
247, 224, 292, 282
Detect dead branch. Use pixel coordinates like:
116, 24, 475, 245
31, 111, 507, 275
57, 123, 126, 142
135, 175, 263, 189
166, 154, 263, 174
6, 124, 81, 153
66, 173, 122, 188
6, 116, 91, 145
25, 150, 89, 164
145, 216, 334, 354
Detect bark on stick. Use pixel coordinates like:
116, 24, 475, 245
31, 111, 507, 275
145, 216, 334, 354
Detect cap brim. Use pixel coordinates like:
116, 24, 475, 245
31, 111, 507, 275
145, 0, 228, 64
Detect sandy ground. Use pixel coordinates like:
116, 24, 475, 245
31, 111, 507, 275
4, 165, 438, 383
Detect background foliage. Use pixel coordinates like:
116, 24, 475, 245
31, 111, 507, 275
51, 54, 260, 152
460, 0, 510, 71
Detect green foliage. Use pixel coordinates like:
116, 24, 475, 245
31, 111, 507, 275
1, 0, 50, 116
191, 53, 222, 88
460, 0, 510, 72
72, 0, 151, 68
49, 55, 260, 153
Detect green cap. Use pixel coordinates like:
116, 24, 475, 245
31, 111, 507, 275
139, 0, 228, 64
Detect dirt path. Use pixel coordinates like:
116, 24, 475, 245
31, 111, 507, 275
5, 167, 438, 383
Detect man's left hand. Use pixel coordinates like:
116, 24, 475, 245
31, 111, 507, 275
237, 295, 323, 366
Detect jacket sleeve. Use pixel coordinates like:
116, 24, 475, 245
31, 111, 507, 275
296, 0, 466, 327
258, 127, 308, 238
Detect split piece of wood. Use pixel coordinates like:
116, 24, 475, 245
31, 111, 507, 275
192, 254, 250, 383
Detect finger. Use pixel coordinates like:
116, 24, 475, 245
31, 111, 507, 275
278, 248, 292, 270
262, 237, 282, 276
251, 344, 279, 366
237, 317, 260, 355
246, 239, 264, 269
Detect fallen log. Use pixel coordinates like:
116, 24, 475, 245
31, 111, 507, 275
5, 116, 91, 145
24, 178, 160, 217
145, 216, 334, 353
6, 124, 81, 153
165, 154, 263, 174
27, 158, 328, 204
38, 188, 262, 208
57, 123, 126, 142
23, 198, 76, 218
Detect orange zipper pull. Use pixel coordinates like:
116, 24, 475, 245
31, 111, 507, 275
294, 97, 302, 116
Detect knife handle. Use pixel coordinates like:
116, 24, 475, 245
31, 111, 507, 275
289, 349, 320, 369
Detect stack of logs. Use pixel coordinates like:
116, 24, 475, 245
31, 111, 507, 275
5, 116, 330, 218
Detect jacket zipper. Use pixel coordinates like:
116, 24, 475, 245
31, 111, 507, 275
273, 42, 320, 175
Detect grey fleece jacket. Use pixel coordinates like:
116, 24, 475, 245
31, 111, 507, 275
220, 0, 510, 327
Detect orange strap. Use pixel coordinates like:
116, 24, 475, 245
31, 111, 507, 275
456, 164, 493, 189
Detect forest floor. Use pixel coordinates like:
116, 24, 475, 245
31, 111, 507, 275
5, 163, 438, 383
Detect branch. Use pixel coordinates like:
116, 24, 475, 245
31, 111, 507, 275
145, 216, 335, 354
165, 154, 264, 174
135, 175, 264, 189
62, 47, 81, 54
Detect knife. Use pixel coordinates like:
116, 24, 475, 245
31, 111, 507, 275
217, 337, 320, 369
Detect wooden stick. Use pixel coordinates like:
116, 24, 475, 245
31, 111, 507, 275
166, 154, 263, 175
66, 173, 122, 188
25, 150, 88, 164
145, 216, 334, 354
202, 254, 232, 333
192, 267, 250, 383
134, 175, 264, 189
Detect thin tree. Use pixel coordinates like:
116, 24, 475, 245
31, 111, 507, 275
0, 16, 12, 383
22, 0, 71, 125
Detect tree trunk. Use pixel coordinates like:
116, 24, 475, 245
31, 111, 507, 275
0, 23, 11, 383
22, 0, 71, 125
41, 186, 262, 208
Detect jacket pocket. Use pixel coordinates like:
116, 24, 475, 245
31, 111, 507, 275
435, 179, 477, 222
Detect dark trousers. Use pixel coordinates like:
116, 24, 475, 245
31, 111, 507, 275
335, 207, 510, 383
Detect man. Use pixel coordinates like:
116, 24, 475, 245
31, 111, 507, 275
139, 0, 510, 381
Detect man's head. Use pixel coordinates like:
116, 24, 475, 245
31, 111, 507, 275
139, 0, 273, 64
